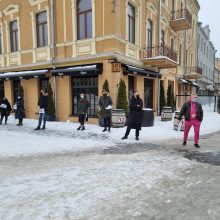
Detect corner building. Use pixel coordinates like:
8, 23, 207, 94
0, 0, 200, 122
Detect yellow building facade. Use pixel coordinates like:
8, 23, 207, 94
0, 0, 200, 122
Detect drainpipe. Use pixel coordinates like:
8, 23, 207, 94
50, 0, 57, 120
157, 0, 162, 115
183, 0, 187, 95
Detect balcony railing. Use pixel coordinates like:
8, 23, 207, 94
171, 9, 192, 23
170, 9, 192, 31
187, 67, 203, 75
144, 44, 178, 62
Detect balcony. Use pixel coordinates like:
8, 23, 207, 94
186, 67, 202, 79
143, 44, 178, 69
170, 9, 192, 31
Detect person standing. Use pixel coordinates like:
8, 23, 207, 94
122, 91, 143, 140
77, 93, 90, 131
0, 97, 11, 125
99, 90, 113, 132
35, 89, 49, 130
15, 96, 25, 126
178, 93, 203, 148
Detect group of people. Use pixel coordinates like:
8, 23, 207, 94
0, 88, 204, 147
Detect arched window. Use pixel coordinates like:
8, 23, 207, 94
77, 0, 92, 40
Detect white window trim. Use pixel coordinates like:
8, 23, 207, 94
28, 0, 47, 6
3, 4, 20, 16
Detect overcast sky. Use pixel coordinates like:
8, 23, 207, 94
198, 0, 220, 57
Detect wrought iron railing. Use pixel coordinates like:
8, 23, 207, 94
187, 67, 203, 75
144, 44, 178, 62
171, 9, 192, 24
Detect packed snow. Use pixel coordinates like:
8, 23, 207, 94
0, 104, 219, 158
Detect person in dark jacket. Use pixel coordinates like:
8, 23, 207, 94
15, 96, 25, 126
178, 93, 203, 148
77, 93, 90, 131
99, 90, 113, 132
0, 97, 11, 125
35, 89, 49, 130
122, 91, 143, 140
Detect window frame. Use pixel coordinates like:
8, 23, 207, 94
10, 20, 19, 52
36, 11, 48, 48
128, 3, 135, 44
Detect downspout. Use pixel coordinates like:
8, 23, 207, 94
50, 0, 57, 120
157, 0, 162, 115
183, 0, 187, 95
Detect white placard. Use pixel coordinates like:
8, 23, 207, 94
105, 105, 112, 110
39, 108, 45, 114
0, 104, 7, 109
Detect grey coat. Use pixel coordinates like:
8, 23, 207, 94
99, 95, 113, 118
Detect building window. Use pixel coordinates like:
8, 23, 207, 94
77, 0, 92, 40
161, 30, 165, 45
0, 32, 2, 55
172, 0, 175, 11
128, 75, 135, 99
36, 11, 48, 47
179, 45, 182, 65
10, 20, 19, 52
147, 19, 153, 48
0, 81, 4, 99
13, 80, 20, 103
72, 76, 98, 116
128, 3, 135, 44
171, 38, 174, 51
144, 79, 154, 109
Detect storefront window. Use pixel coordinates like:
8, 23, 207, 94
144, 79, 154, 109
128, 75, 135, 99
0, 81, 4, 99
13, 80, 20, 104
72, 76, 98, 116
39, 77, 49, 90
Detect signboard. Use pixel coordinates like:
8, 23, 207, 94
112, 62, 121, 72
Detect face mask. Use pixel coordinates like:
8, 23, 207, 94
192, 97, 198, 102
80, 95, 84, 99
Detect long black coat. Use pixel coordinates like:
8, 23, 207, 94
178, 101, 203, 121
78, 98, 90, 115
15, 97, 25, 119
127, 96, 143, 130
0, 98, 11, 116
99, 95, 113, 118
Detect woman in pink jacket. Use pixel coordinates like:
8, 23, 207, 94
178, 93, 203, 148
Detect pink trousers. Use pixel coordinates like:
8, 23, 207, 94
184, 120, 201, 144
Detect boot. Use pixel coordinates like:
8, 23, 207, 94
77, 126, 81, 130
108, 127, 111, 132
42, 125, 46, 130
194, 144, 200, 148
81, 126, 85, 131
35, 126, 40, 131
102, 128, 107, 132
121, 136, 128, 140
136, 137, 139, 141
182, 141, 187, 146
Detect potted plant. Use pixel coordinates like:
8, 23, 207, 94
98, 79, 110, 127
160, 83, 166, 114
46, 82, 56, 121
112, 78, 128, 127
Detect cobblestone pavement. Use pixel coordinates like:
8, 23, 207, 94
0, 130, 219, 220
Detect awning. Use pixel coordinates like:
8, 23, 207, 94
123, 64, 160, 78
0, 69, 48, 80
51, 64, 103, 77
178, 78, 189, 85
184, 79, 199, 88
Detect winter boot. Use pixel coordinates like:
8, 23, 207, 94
108, 127, 111, 132
81, 126, 85, 131
136, 137, 139, 141
35, 126, 40, 131
194, 144, 200, 148
121, 136, 128, 140
77, 126, 81, 130
182, 141, 187, 146
102, 128, 107, 132
42, 125, 46, 130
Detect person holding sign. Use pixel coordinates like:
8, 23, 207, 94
0, 97, 11, 125
99, 90, 113, 132
35, 89, 49, 130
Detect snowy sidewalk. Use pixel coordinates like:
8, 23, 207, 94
0, 104, 220, 158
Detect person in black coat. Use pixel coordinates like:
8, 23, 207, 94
122, 91, 143, 140
35, 89, 49, 130
77, 93, 90, 131
0, 97, 12, 125
15, 96, 25, 126
99, 90, 113, 132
